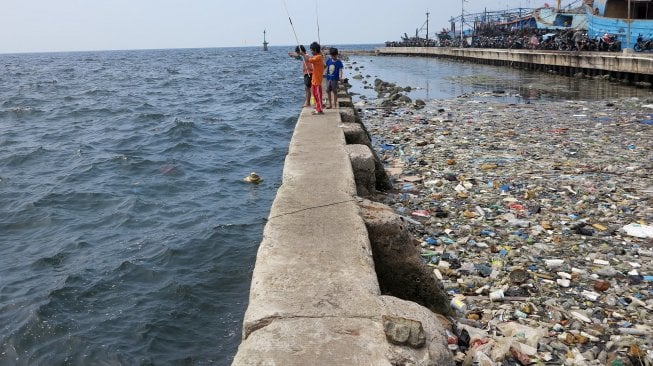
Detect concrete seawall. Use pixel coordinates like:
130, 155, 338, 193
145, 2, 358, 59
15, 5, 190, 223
377, 47, 653, 85
231, 90, 453, 365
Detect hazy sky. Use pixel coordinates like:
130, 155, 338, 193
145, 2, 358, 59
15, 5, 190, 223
0, 0, 576, 53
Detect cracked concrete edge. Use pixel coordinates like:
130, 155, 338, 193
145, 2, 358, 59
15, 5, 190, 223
236, 298, 454, 366
244, 314, 382, 339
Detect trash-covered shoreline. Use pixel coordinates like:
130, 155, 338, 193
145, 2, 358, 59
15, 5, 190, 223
357, 88, 653, 365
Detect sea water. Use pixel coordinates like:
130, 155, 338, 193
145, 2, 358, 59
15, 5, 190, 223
346, 53, 653, 102
2, 45, 651, 365
0, 47, 301, 365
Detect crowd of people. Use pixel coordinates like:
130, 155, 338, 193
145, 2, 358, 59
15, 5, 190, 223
386, 28, 624, 53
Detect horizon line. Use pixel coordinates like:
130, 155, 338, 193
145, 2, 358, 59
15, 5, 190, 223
0, 42, 384, 56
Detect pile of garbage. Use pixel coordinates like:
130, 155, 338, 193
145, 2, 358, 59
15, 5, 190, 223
357, 94, 653, 365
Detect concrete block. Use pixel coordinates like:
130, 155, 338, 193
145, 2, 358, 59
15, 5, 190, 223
341, 123, 371, 146
233, 318, 392, 366
339, 109, 357, 123
339, 100, 354, 108
359, 199, 453, 317
345, 144, 376, 197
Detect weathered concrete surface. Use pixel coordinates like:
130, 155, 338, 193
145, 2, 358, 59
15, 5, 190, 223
232, 104, 453, 365
345, 144, 376, 197
341, 123, 371, 146
380, 296, 455, 365
378, 47, 653, 76
360, 199, 453, 318
339, 106, 392, 192
383, 315, 427, 348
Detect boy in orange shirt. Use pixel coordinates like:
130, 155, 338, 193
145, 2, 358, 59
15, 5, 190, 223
302, 41, 325, 115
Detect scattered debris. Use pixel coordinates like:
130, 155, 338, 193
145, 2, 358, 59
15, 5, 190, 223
359, 90, 653, 365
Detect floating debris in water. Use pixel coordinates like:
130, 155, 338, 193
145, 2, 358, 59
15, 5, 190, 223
357, 87, 653, 365
244, 172, 262, 184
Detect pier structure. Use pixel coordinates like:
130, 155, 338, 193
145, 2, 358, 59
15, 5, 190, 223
377, 47, 653, 85
231, 86, 453, 365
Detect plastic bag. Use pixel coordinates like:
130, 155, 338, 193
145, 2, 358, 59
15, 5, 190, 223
622, 223, 653, 239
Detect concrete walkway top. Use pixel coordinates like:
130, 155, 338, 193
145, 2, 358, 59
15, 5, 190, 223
232, 106, 390, 364
233, 101, 453, 366
231, 100, 453, 365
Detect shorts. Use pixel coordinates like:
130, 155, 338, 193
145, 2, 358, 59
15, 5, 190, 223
304, 74, 312, 88
326, 79, 338, 93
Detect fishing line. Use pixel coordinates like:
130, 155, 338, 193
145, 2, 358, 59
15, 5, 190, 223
315, 0, 321, 45
283, 0, 311, 84
283, 0, 302, 48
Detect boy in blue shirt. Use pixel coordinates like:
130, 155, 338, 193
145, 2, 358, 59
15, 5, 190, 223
325, 48, 344, 109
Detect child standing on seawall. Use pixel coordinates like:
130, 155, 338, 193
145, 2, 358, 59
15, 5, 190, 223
288, 45, 313, 107
302, 41, 324, 115
325, 48, 344, 109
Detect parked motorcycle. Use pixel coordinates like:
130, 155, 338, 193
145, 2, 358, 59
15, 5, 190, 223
634, 34, 653, 52
597, 33, 621, 52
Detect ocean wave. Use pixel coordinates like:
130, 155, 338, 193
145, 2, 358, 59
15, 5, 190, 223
82, 88, 113, 97
163, 142, 195, 153
158, 164, 183, 176
112, 134, 147, 150
0, 146, 50, 167
159, 79, 180, 88
68, 106, 125, 118
164, 118, 197, 138
31, 252, 67, 269
0, 204, 54, 233
137, 112, 166, 121
282, 115, 298, 126
32, 191, 120, 211
201, 115, 224, 123
63, 240, 92, 251
57, 162, 99, 184
114, 260, 164, 284
0, 106, 44, 117
231, 94, 257, 104
34, 79, 58, 88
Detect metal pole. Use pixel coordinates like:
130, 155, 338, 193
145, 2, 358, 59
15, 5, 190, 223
461, 0, 464, 47
519, 8, 522, 30
426, 12, 430, 42
627, 0, 632, 49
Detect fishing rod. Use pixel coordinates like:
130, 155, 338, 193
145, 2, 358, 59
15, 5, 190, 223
315, 0, 321, 46
283, 0, 312, 90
